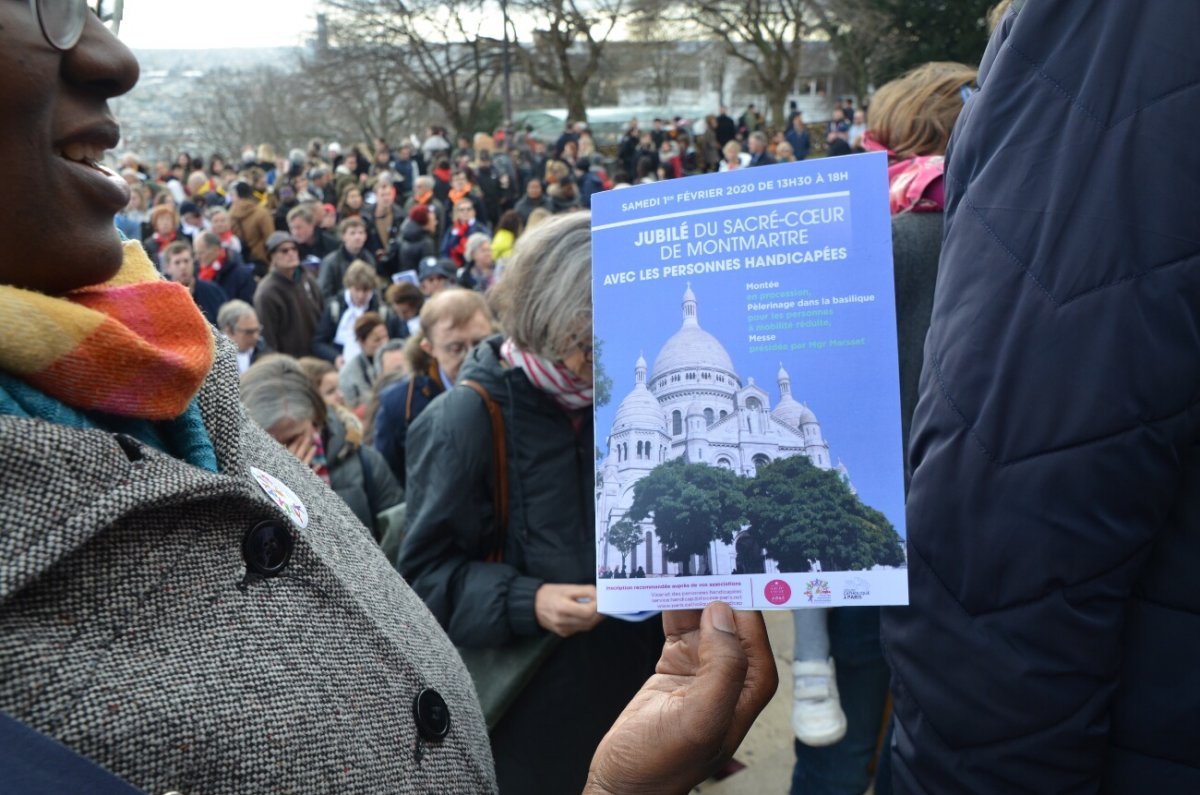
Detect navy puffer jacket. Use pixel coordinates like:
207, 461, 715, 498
882, 2, 1200, 792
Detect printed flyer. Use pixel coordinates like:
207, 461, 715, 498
591, 152, 908, 613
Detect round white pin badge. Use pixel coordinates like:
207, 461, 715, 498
249, 466, 309, 528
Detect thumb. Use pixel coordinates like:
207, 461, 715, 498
686, 602, 749, 741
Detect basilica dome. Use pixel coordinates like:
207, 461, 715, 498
612, 354, 667, 434
650, 286, 736, 379
773, 396, 818, 428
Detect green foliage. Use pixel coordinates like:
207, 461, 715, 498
606, 519, 642, 569
592, 336, 613, 408
873, 0, 993, 81
465, 99, 505, 139
626, 458, 746, 574
744, 455, 904, 572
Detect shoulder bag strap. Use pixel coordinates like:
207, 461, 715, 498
459, 378, 508, 562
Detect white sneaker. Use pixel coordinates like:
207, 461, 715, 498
791, 657, 847, 746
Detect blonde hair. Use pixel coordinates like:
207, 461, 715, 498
343, 260, 378, 290
989, 0, 1014, 32
867, 61, 978, 159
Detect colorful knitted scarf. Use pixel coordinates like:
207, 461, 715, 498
501, 337, 593, 412
0, 241, 215, 421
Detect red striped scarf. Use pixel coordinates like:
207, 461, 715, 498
500, 337, 592, 412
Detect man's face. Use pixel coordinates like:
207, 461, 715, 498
348, 285, 371, 307
194, 239, 218, 265
526, 180, 543, 199
379, 348, 407, 376
209, 211, 230, 235
749, 137, 763, 154
454, 201, 475, 223
271, 243, 299, 273
165, 252, 194, 287
182, 211, 202, 229
377, 184, 395, 207
288, 216, 315, 244
342, 225, 366, 254
423, 312, 493, 382
420, 274, 449, 297
226, 311, 262, 353
394, 300, 419, 321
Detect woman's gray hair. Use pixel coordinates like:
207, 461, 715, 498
490, 211, 591, 361
217, 299, 255, 333
464, 232, 491, 263
240, 354, 325, 432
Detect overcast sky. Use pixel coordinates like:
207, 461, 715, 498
119, 0, 320, 49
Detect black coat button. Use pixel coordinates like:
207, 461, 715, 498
242, 521, 293, 577
412, 688, 450, 741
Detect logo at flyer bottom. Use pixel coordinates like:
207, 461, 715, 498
763, 579, 792, 605
804, 579, 833, 604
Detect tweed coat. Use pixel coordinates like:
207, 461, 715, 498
0, 332, 496, 794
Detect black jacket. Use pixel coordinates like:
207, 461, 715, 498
399, 337, 594, 645
326, 407, 404, 540
398, 218, 435, 274
211, 257, 257, 305
882, 2, 1200, 791
317, 245, 377, 301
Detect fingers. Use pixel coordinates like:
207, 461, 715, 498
285, 433, 315, 467
728, 609, 778, 742
560, 583, 597, 601
692, 602, 751, 722
536, 583, 603, 637
661, 608, 703, 640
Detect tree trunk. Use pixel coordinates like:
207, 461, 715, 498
767, 85, 789, 130
565, 85, 589, 123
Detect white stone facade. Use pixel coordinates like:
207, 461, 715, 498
597, 286, 850, 576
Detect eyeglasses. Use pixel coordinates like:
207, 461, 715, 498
28, 0, 122, 52
234, 325, 262, 335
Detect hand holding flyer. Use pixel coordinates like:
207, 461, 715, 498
591, 153, 908, 613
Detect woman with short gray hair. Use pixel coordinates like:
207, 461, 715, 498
400, 211, 664, 794
241, 354, 402, 539
460, 232, 496, 291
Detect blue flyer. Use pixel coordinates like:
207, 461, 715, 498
592, 152, 908, 612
